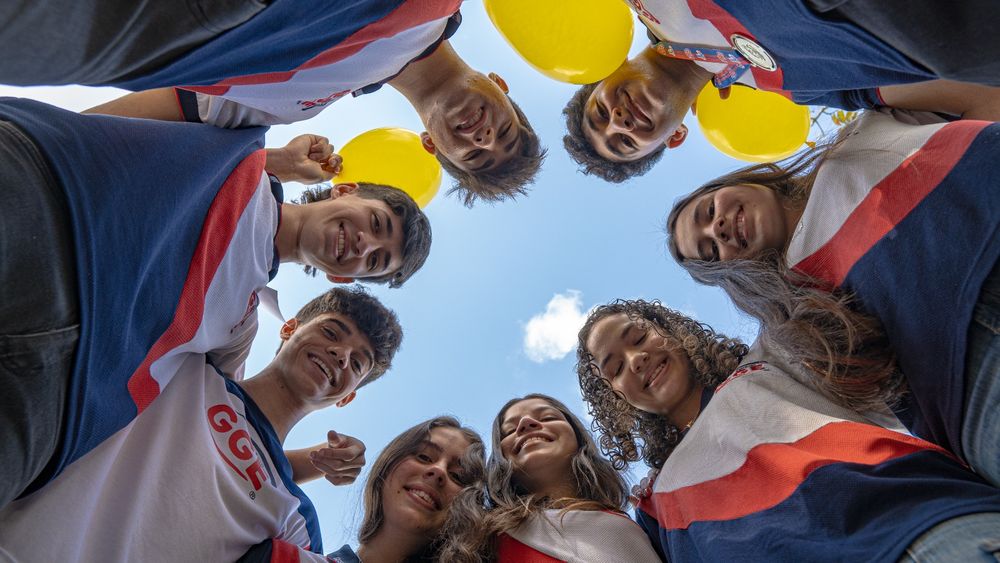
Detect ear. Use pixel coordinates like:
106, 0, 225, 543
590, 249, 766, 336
279, 318, 299, 340
487, 72, 509, 94
665, 124, 689, 149
326, 273, 354, 284
335, 391, 357, 408
419, 132, 437, 155
329, 183, 359, 199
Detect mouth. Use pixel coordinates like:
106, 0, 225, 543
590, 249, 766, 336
335, 224, 347, 262
404, 486, 440, 511
307, 352, 337, 388
623, 89, 651, 129
735, 207, 749, 249
456, 106, 486, 132
515, 434, 553, 454
644, 358, 668, 390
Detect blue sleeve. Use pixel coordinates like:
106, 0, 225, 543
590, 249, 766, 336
635, 508, 670, 562
175, 88, 203, 123
236, 540, 272, 563
791, 87, 882, 110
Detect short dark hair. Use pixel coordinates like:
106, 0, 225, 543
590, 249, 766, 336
562, 83, 666, 184
293, 285, 403, 387
297, 182, 432, 288
437, 97, 547, 207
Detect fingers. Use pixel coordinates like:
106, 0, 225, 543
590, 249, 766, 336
321, 153, 343, 176
310, 430, 367, 487
308, 136, 332, 162
718, 86, 731, 100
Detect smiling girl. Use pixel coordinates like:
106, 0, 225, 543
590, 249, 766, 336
482, 394, 661, 562
577, 298, 1000, 562
324, 416, 486, 563
666, 108, 1000, 486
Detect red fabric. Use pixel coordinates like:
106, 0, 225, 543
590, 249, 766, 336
793, 120, 988, 286
639, 421, 950, 530
270, 539, 302, 563
497, 533, 564, 563
685, 0, 790, 98
126, 150, 266, 412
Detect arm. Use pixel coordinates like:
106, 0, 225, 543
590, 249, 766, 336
287, 431, 366, 485
265, 134, 342, 184
237, 539, 334, 563
84, 88, 187, 120
879, 80, 1000, 121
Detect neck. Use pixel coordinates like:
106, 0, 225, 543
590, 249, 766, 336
389, 41, 468, 121
522, 465, 578, 504
667, 383, 706, 430
643, 46, 713, 96
237, 368, 311, 443
275, 203, 304, 265
357, 527, 429, 563
782, 201, 806, 246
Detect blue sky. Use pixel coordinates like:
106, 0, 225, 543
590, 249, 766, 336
0, 2, 763, 549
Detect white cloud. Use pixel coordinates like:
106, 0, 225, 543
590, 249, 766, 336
523, 290, 591, 363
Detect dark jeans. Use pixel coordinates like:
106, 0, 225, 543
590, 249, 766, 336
808, 0, 1000, 86
962, 259, 1000, 488
0, 0, 266, 86
0, 120, 78, 506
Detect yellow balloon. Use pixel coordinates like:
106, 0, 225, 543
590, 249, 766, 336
484, 0, 634, 84
695, 85, 810, 162
334, 128, 441, 208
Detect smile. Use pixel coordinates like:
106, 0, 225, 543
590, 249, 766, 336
736, 208, 749, 249
457, 106, 485, 131
307, 352, 336, 387
405, 486, 440, 510
515, 434, 553, 454
623, 89, 650, 129
336, 225, 346, 261
644, 359, 668, 390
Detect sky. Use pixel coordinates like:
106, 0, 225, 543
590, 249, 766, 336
0, 2, 767, 550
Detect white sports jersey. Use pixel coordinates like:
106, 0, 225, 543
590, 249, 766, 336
497, 509, 661, 562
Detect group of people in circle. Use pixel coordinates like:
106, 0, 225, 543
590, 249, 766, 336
1, 0, 999, 561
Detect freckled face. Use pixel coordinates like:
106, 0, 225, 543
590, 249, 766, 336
585, 313, 698, 417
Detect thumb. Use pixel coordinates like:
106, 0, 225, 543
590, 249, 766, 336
328, 430, 344, 447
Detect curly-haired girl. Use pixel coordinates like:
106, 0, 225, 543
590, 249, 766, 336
577, 298, 1000, 562
476, 394, 661, 562
666, 108, 1000, 487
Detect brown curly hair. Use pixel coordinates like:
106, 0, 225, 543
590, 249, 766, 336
576, 299, 747, 470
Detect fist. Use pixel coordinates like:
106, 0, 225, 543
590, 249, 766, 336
309, 430, 366, 486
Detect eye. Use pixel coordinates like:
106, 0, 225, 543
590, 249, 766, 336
464, 149, 483, 162
323, 327, 338, 341
371, 212, 381, 233
707, 201, 715, 220
635, 332, 647, 346
448, 471, 464, 484
621, 135, 636, 150
614, 361, 624, 378
711, 241, 720, 262
597, 102, 609, 120
499, 121, 512, 139
351, 358, 362, 374
368, 252, 378, 272
417, 453, 432, 463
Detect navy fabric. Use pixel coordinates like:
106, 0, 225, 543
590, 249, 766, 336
638, 450, 1000, 562
111, 0, 408, 90
0, 98, 268, 489
842, 124, 1000, 457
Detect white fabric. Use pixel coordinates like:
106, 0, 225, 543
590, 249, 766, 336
507, 509, 662, 562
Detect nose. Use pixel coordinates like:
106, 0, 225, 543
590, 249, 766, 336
327, 344, 351, 370
515, 415, 541, 435
423, 460, 447, 484
472, 125, 494, 148
626, 349, 649, 374
609, 106, 635, 132
355, 230, 380, 259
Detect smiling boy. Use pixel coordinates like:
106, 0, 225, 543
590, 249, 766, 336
0, 98, 430, 507
564, 0, 1000, 183
0, 286, 402, 562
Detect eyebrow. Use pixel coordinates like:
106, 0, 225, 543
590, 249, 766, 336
332, 318, 351, 335
419, 439, 444, 455
472, 156, 496, 172
385, 213, 394, 237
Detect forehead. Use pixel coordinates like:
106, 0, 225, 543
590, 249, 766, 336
427, 426, 472, 458
585, 313, 633, 353
673, 197, 704, 261
502, 398, 564, 424
305, 313, 373, 346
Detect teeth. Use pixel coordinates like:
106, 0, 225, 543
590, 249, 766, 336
310, 355, 333, 383
458, 107, 483, 130
520, 436, 551, 451
410, 489, 434, 507
337, 229, 345, 259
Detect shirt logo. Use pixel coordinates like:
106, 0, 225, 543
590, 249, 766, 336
627, 0, 661, 24
716, 361, 767, 392
730, 34, 777, 71
231, 291, 259, 334
297, 89, 351, 111
208, 404, 273, 491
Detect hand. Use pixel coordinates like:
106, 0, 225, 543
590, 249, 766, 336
690, 86, 731, 115
268, 134, 343, 183
309, 430, 366, 486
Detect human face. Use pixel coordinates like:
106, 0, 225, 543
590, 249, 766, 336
673, 184, 791, 262
276, 313, 375, 406
423, 72, 524, 174
582, 56, 688, 162
498, 398, 578, 483
381, 427, 473, 536
585, 313, 699, 417
296, 185, 405, 282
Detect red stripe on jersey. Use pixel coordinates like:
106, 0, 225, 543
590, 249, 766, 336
639, 421, 948, 530
213, 441, 250, 483
685, 0, 790, 98
497, 534, 563, 563
792, 120, 987, 286
188, 0, 460, 92
270, 539, 302, 563
126, 150, 267, 412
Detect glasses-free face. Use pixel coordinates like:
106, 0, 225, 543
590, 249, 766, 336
421, 72, 525, 174
276, 312, 375, 407
498, 398, 578, 481
381, 427, 473, 536
673, 184, 793, 263
296, 184, 405, 283
582, 59, 688, 162
585, 313, 699, 418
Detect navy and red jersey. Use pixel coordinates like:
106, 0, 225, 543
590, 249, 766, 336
786, 109, 1000, 458
627, 0, 939, 109
0, 98, 281, 491
635, 343, 1000, 562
